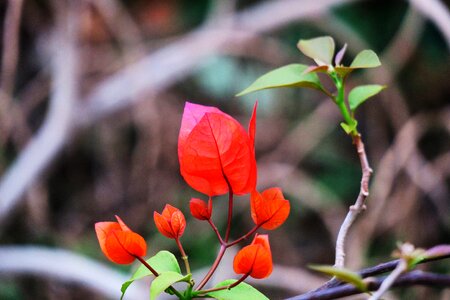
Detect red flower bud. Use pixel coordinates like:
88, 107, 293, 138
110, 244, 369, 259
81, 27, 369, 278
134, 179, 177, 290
95, 215, 147, 264
189, 198, 212, 220
233, 234, 273, 279
154, 204, 186, 239
251, 188, 290, 230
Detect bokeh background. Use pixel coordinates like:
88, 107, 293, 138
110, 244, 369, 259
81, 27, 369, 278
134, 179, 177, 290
0, 0, 449, 299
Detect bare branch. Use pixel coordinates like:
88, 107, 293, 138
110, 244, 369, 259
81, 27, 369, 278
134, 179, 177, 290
334, 135, 373, 268
287, 271, 450, 300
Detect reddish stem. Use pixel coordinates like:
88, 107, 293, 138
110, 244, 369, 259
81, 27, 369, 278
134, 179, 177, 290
224, 188, 234, 242
134, 255, 158, 276
196, 244, 226, 290
227, 225, 260, 248
208, 218, 225, 245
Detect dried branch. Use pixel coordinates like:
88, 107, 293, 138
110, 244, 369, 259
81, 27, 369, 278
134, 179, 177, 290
287, 271, 450, 300
334, 135, 373, 268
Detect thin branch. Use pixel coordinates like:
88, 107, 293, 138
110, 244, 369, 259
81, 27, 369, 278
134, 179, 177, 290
368, 259, 408, 300
334, 134, 373, 268
287, 271, 450, 300
304, 245, 450, 293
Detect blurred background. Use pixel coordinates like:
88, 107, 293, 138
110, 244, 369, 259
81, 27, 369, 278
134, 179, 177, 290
0, 0, 449, 299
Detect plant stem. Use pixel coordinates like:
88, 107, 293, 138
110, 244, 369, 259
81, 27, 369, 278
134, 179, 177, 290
369, 259, 408, 300
334, 134, 373, 268
224, 188, 234, 242
226, 225, 259, 247
288, 271, 450, 300
196, 244, 226, 290
207, 218, 225, 245
197, 180, 234, 290
176, 238, 191, 274
195, 273, 250, 296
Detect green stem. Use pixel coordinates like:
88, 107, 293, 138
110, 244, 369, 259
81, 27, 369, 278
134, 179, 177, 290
332, 72, 358, 136
176, 238, 191, 274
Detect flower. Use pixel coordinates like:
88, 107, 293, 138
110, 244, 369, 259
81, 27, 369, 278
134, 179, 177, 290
251, 187, 290, 230
189, 198, 212, 220
95, 215, 147, 264
154, 204, 186, 239
178, 102, 257, 196
233, 234, 273, 279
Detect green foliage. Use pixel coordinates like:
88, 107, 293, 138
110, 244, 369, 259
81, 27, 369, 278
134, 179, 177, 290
309, 265, 368, 292
121, 251, 181, 299
237, 35, 384, 136
236, 64, 324, 96
297, 36, 335, 65
150, 272, 191, 300
349, 85, 386, 112
206, 279, 269, 300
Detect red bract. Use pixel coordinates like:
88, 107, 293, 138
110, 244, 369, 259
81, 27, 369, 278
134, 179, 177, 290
178, 102, 257, 196
95, 215, 147, 264
251, 187, 290, 230
190, 198, 212, 220
154, 204, 186, 239
233, 234, 273, 279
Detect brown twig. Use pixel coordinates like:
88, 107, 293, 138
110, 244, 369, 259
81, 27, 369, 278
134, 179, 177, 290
334, 134, 373, 268
287, 270, 450, 300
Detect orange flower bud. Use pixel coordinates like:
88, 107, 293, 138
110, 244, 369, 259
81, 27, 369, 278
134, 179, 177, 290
154, 204, 186, 239
233, 234, 273, 279
189, 198, 212, 220
251, 188, 290, 230
95, 215, 147, 264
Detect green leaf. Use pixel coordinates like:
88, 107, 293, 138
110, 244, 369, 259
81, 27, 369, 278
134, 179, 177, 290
334, 50, 381, 77
236, 64, 324, 97
121, 251, 181, 299
297, 36, 335, 65
206, 280, 269, 300
349, 84, 386, 111
309, 265, 367, 292
150, 272, 191, 300
350, 50, 381, 68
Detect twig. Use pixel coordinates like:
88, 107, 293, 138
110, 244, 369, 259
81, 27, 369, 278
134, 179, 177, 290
368, 259, 408, 300
334, 134, 372, 268
303, 245, 450, 293
287, 270, 450, 300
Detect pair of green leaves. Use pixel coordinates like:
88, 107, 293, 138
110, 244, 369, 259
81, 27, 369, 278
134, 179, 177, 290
237, 36, 385, 122
121, 251, 189, 300
121, 250, 268, 300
